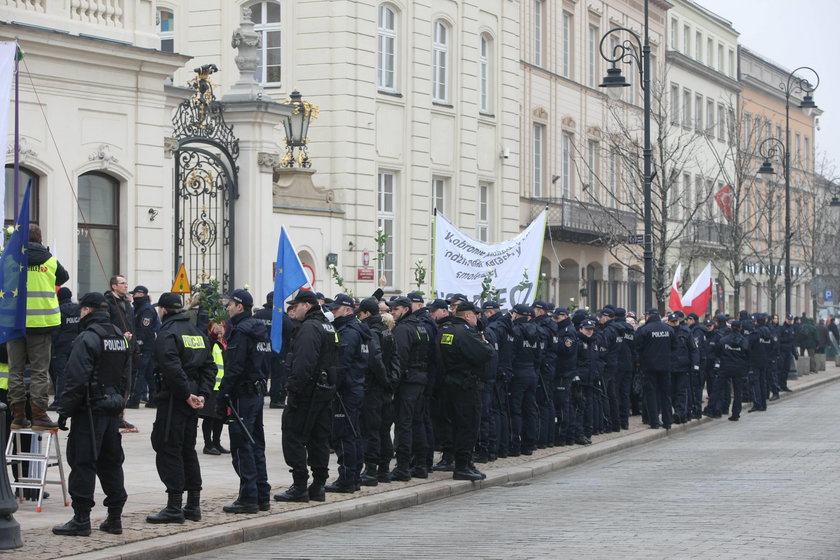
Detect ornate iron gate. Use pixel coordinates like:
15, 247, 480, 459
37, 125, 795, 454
172, 64, 239, 293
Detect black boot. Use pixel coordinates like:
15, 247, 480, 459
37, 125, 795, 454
53, 513, 91, 536
274, 483, 309, 503
452, 464, 483, 481
360, 464, 379, 487
377, 463, 392, 483
99, 507, 122, 535
183, 490, 201, 521
308, 480, 326, 502
146, 492, 185, 524
432, 454, 455, 471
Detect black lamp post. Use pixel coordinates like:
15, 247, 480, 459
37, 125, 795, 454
280, 90, 318, 168
598, 0, 653, 310
757, 67, 819, 316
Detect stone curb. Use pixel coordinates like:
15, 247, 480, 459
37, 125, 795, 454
63, 371, 839, 560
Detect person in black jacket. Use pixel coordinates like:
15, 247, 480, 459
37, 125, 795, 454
127, 286, 160, 409
105, 275, 137, 432
748, 313, 773, 412
778, 314, 796, 392
437, 302, 496, 481
387, 296, 431, 481
666, 312, 698, 425
712, 320, 750, 421
217, 289, 272, 514
325, 294, 369, 493
477, 300, 512, 462
358, 297, 400, 485
509, 303, 541, 455
552, 307, 579, 444
635, 307, 677, 429
596, 307, 622, 433
49, 287, 80, 411
274, 290, 338, 503
146, 292, 216, 524
614, 308, 635, 430
253, 292, 289, 409
52, 292, 130, 537
532, 301, 558, 447
686, 313, 707, 420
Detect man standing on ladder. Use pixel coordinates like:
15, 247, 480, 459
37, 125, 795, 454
53, 292, 131, 537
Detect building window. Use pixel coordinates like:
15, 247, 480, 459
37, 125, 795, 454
717, 43, 723, 73
683, 25, 690, 55
3, 166, 39, 225
562, 132, 572, 198
706, 98, 714, 134
562, 12, 572, 77
157, 9, 174, 53
533, 123, 545, 197
249, 1, 282, 86
695, 31, 702, 63
795, 133, 801, 168
670, 18, 678, 49
377, 171, 395, 286
681, 172, 691, 221
77, 172, 119, 297
729, 48, 735, 77
608, 148, 617, 208
432, 20, 449, 102
479, 34, 491, 113
717, 103, 726, 141
587, 25, 598, 88
478, 182, 490, 241
534, 0, 544, 67
682, 88, 691, 128
805, 136, 811, 172
432, 176, 447, 214
377, 4, 397, 92
670, 84, 680, 125
695, 93, 703, 132
695, 175, 705, 219
587, 140, 599, 202
707, 38, 714, 69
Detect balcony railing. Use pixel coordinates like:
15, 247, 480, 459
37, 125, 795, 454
525, 197, 638, 244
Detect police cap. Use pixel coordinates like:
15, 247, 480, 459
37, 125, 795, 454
79, 292, 108, 310
153, 292, 183, 310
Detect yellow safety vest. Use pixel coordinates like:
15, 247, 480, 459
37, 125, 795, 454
0, 362, 8, 390
212, 343, 225, 391
26, 257, 61, 329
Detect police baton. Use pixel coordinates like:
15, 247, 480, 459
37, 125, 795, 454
227, 400, 256, 446
334, 392, 359, 439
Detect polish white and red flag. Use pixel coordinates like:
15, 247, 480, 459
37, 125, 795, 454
669, 263, 683, 312
682, 262, 713, 317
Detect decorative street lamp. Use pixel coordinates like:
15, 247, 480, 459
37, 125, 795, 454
756, 67, 819, 316
598, 0, 653, 310
280, 90, 319, 168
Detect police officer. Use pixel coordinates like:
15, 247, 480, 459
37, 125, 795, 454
666, 312, 698, 424
596, 307, 622, 432
127, 286, 160, 408
748, 313, 773, 413
509, 303, 541, 455
574, 317, 603, 445
686, 313, 707, 420
218, 289, 272, 513
635, 307, 676, 429
712, 320, 750, 421
147, 292, 216, 524
389, 296, 431, 481
52, 292, 130, 537
437, 302, 495, 480
531, 301, 558, 447
326, 294, 369, 493
253, 292, 289, 409
778, 314, 796, 392
477, 300, 512, 462
274, 290, 338, 503
49, 287, 80, 411
552, 307, 579, 444
613, 308, 635, 430
358, 297, 400, 485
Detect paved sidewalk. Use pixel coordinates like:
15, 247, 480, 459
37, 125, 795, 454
5, 366, 837, 560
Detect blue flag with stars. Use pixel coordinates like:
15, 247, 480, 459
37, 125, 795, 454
271, 225, 308, 353
0, 184, 30, 344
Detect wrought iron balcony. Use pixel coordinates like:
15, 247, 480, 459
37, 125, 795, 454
525, 197, 638, 244
691, 220, 736, 246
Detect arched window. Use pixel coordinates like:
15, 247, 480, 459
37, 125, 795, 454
377, 4, 397, 91
432, 20, 449, 103
77, 172, 119, 296
3, 165, 39, 225
249, 1, 282, 85
157, 8, 175, 53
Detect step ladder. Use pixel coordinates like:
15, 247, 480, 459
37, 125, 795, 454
5, 428, 69, 512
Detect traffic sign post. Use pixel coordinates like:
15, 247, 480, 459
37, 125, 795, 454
171, 264, 192, 294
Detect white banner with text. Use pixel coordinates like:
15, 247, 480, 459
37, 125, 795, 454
433, 210, 547, 309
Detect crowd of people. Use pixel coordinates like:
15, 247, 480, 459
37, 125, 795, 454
3, 227, 832, 537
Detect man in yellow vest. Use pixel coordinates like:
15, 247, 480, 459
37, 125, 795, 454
8, 224, 69, 430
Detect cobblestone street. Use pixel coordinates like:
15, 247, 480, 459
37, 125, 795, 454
186, 378, 840, 560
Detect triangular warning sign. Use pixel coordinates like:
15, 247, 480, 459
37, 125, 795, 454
171, 263, 192, 294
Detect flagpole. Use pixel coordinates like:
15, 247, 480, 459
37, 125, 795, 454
13, 42, 20, 219
431, 208, 436, 298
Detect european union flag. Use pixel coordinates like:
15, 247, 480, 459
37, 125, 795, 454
0, 184, 30, 343
271, 225, 308, 353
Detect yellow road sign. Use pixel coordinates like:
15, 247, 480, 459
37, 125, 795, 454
171, 263, 192, 294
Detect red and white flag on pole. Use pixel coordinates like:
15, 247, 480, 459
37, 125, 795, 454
669, 263, 684, 312
682, 262, 713, 317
